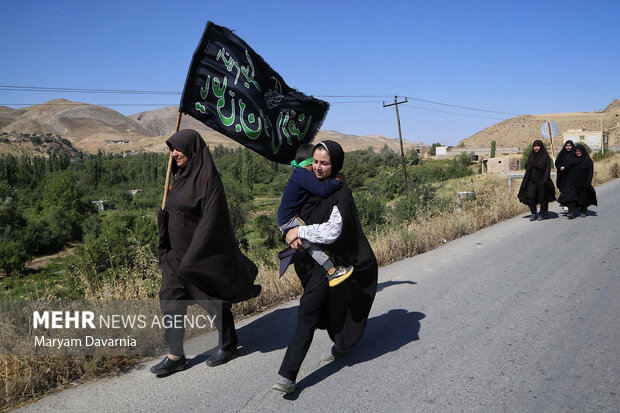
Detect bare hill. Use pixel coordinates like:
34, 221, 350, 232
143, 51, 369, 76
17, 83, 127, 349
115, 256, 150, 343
459, 100, 620, 149
1, 100, 425, 157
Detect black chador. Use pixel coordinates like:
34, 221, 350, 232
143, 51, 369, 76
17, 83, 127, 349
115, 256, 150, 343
556, 144, 597, 218
517, 140, 556, 219
554, 139, 575, 192
157, 129, 259, 357
278, 140, 378, 383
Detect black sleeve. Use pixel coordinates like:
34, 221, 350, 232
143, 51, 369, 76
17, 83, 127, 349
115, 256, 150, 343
157, 209, 170, 263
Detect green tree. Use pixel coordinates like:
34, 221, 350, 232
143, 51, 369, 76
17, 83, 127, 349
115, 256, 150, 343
0, 180, 26, 230
490, 140, 496, 158
41, 171, 82, 212
240, 149, 256, 190
406, 149, 420, 165
354, 192, 386, 228
392, 176, 437, 223
254, 214, 279, 248
379, 145, 400, 167
0, 240, 30, 276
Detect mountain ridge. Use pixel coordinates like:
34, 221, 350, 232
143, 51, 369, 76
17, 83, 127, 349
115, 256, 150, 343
2, 99, 618, 157
1, 100, 427, 157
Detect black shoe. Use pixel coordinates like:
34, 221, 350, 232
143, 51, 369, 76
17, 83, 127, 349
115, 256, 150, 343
206, 348, 239, 367
580, 212, 586, 218
567, 214, 576, 220
529, 214, 537, 221
150, 356, 187, 375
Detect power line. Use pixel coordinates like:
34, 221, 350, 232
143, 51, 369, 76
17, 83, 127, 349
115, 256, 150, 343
1, 85, 519, 115
1, 101, 385, 107
1, 100, 513, 121
0, 103, 177, 107
400, 103, 508, 120
1, 85, 522, 121
403, 95, 520, 116
0, 85, 179, 95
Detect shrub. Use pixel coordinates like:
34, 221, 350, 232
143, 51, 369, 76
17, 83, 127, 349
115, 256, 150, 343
392, 177, 437, 223
354, 192, 386, 229
254, 214, 280, 248
0, 240, 30, 276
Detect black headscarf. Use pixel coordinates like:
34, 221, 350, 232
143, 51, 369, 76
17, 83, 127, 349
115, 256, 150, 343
294, 140, 378, 352
158, 129, 259, 302
572, 144, 595, 189
314, 140, 344, 176
525, 140, 550, 171
518, 139, 556, 205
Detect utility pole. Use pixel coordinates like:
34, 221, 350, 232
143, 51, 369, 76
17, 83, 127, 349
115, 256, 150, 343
383, 96, 409, 192
600, 114, 604, 155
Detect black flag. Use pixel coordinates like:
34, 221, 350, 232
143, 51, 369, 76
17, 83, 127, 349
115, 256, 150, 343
179, 22, 329, 164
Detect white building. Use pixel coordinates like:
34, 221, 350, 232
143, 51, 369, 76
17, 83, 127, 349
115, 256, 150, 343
435, 146, 448, 156
561, 129, 608, 150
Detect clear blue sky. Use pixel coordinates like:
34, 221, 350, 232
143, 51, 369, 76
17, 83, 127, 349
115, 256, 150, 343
1, 0, 618, 146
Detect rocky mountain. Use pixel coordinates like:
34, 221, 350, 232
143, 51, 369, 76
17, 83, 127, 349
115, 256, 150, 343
0, 100, 425, 158
458, 99, 620, 149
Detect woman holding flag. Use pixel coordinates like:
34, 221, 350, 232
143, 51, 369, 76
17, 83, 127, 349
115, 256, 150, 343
151, 129, 260, 375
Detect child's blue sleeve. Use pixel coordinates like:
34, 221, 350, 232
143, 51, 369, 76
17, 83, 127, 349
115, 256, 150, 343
294, 170, 340, 197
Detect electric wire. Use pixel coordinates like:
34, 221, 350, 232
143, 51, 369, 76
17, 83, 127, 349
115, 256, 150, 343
1, 85, 519, 116
400, 103, 508, 120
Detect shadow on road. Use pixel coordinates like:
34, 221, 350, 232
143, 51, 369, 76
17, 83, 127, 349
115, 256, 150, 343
237, 306, 298, 355
376, 280, 416, 293
286, 308, 425, 398
523, 211, 561, 220
235, 280, 418, 356
185, 281, 421, 377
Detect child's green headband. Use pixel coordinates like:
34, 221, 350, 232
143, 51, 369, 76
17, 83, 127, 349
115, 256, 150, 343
290, 158, 313, 168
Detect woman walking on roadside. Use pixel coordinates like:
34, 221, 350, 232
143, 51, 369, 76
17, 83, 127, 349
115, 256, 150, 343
273, 140, 378, 394
557, 144, 597, 219
554, 140, 575, 195
518, 140, 556, 221
151, 129, 260, 375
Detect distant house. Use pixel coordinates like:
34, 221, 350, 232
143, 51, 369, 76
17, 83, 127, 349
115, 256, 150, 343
481, 156, 521, 174
561, 129, 609, 150
435, 146, 448, 156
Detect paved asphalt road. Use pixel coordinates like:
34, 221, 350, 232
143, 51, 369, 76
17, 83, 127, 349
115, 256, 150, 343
18, 179, 620, 412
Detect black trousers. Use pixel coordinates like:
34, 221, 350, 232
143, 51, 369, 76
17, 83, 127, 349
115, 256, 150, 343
278, 267, 329, 382
164, 302, 237, 356
528, 199, 548, 215
160, 272, 237, 356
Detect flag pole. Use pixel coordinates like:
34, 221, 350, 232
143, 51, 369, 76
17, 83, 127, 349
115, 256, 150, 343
161, 112, 183, 210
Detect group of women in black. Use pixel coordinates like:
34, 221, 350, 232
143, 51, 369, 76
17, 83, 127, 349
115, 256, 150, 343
518, 139, 597, 220
152, 129, 377, 395
555, 140, 598, 218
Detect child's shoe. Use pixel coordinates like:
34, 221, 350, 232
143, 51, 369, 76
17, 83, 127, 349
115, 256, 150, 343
327, 266, 354, 287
